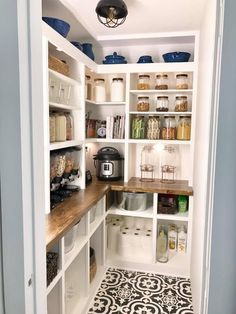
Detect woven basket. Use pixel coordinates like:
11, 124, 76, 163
47, 252, 58, 286
48, 55, 69, 76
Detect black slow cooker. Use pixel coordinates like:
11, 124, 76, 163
93, 147, 124, 181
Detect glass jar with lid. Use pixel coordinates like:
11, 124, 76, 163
137, 96, 150, 112
147, 116, 160, 140
160, 145, 180, 183
155, 74, 169, 90
156, 96, 169, 112
140, 145, 156, 182
85, 75, 92, 100
94, 78, 106, 102
137, 74, 150, 90
111, 78, 124, 102
177, 116, 191, 140
176, 74, 189, 89
131, 115, 145, 139
161, 116, 177, 140
175, 96, 188, 112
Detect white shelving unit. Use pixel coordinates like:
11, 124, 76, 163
43, 20, 198, 314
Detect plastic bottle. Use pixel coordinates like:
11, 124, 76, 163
177, 226, 187, 253
157, 225, 168, 263
168, 224, 177, 252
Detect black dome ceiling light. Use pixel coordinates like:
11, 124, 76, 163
96, 0, 128, 28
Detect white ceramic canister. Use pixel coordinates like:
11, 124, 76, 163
55, 113, 67, 141
111, 78, 124, 102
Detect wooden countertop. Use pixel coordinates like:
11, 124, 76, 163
46, 177, 193, 250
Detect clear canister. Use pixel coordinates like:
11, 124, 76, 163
155, 74, 169, 90
55, 113, 67, 142
49, 113, 56, 142
131, 115, 145, 139
137, 96, 150, 112
156, 96, 169, 112
146, 116, 160, 140
177, 116, 191, 140
85, 75, 92, 100
65, 112, 74, 140
111, 78, 124, 102
175, 96, 188, 112
94, 78, 106, 102
176, 74, 189, 89
161, 116, 177, 140
137, 74, 150, 90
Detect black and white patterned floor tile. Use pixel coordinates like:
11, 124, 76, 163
88, 268, 193, 314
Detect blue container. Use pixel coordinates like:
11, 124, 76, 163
162, 52, 191, 62
42, 17, 70, 38
103, 52, 127, 64
82, 43, 95, 61
70, 41, 82, 51
137, 55, 153, 63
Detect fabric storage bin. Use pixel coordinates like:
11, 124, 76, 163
46, 252, 58, 286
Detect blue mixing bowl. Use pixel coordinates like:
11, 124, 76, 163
42, 17, 70, 38
70, 41, 82, 51
162, 52, 191, 62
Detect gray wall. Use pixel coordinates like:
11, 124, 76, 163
208, 0, 236, 313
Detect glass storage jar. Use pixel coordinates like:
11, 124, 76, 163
131, 115, 145, 139
137, 74, 150, 90
175, 96, 188, 112
49, 113, 56, 142
111, 78, 124, 102
156, 96, 169, 112
55, 113, 67, 142
137, 96, 150, 112
176, 74, 189, 89
161, 116, 177, 140
65, 112, 74, 140
146, 116, 160, 140
155, 74, 169, 90
140, 145, 156, 182
160, 145, 180, 183
94, 78, 106, 102
177, 116, 191, 140
85, 75, 92, 100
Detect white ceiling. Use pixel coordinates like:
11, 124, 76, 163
42, 0, 207, 43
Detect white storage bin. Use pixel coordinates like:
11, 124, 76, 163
64, 224, 78, 254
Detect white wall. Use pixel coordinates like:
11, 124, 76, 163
207, 0, 236, 312
191, 0, 218, 313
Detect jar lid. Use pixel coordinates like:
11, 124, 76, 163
112, 78, 123, 81
179, 115, 191, 118
86, 75, 91, 79
156, 74, 168, 78
164, 115, 175, 119
157, 96, 168, 99
176, 73, 188, 78
176, 96, 187, 99
94, 78, 105, 82
138, 74, 150, 78
138, 96, 149, 99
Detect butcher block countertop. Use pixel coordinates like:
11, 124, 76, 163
46, 177, 193, 250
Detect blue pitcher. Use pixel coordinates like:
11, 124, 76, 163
82, 43, 95, 61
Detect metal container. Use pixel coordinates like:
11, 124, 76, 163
93, 147, 124, 181
116, 191, 147, 211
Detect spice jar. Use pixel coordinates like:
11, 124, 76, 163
161, 116, 177, 140
137, 75, 150, 90
155, 74, 169, 90
94, 78, 106, 102
49, 113, 56, 142
65, 112, 74, 140
55, 113, 67, 142
137, 96, 150, 112
111, 78, 124, 102
156, 96, 169, 112
175, 96, 188, 112
85, 75, 92, 100
146, 116, 160, 140
176, 74, 189, 89
177, 116, 191, 140
131, 116, 145, 139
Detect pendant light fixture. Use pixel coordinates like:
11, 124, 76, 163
96, 0, 128, 28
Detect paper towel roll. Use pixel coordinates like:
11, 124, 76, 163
144, 219, 153, 232
107, 222, 121, 252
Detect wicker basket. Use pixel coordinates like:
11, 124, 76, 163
47, 252, 58, 286
90, 247, 97, 283
48, 55, 69, 76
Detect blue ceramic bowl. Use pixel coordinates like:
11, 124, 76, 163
103, 52, 127, 64
42, 17, 70, 38
137, 55, 153, 63
162, 52, 191, 62
70, 41, 82, 51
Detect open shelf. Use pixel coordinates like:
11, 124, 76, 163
129, 111, 192, 115
49, 140, 82, 150
85, 138, 125, 143
130, 89, 193, 95
46, 271, 63, 296
49, 102, 81, 111
49, 69, 80, 86
128, 139, 192, 145
108, 206, 154, 218
156, 212, 189, 222
86, 99, 126, 106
